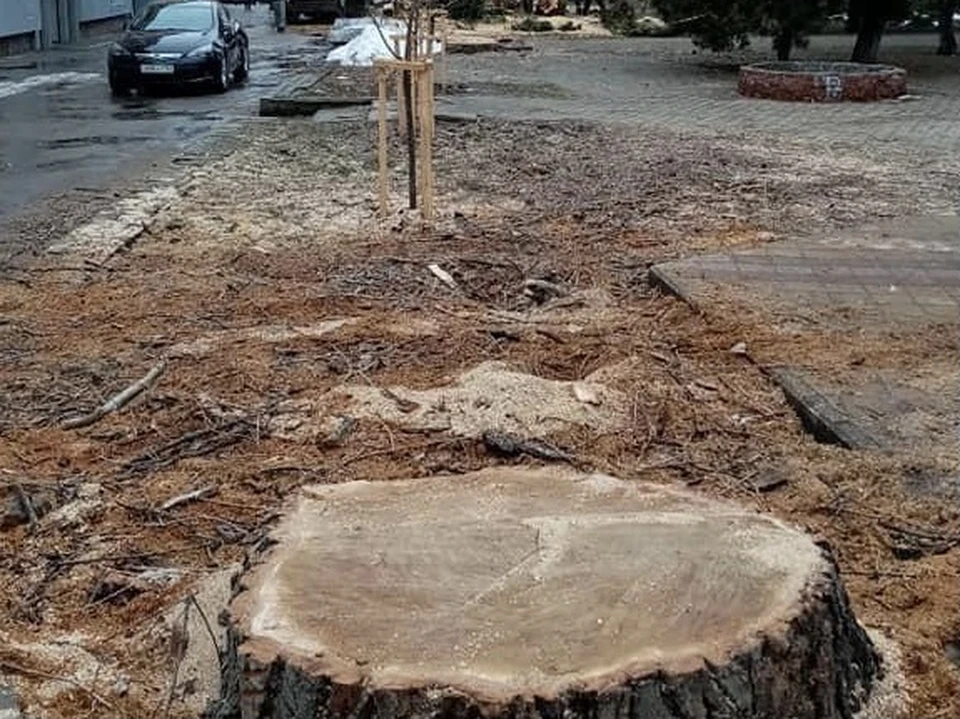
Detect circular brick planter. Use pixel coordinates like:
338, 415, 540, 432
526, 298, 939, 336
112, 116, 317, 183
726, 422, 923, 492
739, 61, 907, 102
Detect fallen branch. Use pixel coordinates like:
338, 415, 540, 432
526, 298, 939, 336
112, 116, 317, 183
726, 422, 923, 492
160, 486, 218, 512
63, 360, 167, 430
482, 431, 574, 463
119, 418, 252, 479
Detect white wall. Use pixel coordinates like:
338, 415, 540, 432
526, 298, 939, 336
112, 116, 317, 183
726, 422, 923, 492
0, 0, 41, 38
78, 0, 132, 22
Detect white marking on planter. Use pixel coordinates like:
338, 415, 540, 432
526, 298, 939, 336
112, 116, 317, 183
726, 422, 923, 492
0, 72, 100, 100
823, 75, 843, 100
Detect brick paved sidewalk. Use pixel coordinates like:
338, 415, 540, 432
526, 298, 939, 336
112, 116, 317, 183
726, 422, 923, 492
651, 215, 959, 459
443, 35, 960, 153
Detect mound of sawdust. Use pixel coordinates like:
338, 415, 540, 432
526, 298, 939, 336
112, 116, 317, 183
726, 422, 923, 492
168, 319, 357, 359
338, 361, 626, 437
272, 361, 626, 441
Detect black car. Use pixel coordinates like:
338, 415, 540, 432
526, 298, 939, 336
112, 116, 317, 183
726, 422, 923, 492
108, 0, 249, 95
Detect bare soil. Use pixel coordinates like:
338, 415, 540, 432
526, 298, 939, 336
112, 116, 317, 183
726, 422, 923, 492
0, 117, 957, 718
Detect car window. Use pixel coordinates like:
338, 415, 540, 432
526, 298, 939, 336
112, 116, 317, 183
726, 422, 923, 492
130, 3, 216, 32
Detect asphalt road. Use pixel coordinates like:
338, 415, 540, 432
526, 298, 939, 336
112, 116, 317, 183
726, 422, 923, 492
0, 4, 326, 231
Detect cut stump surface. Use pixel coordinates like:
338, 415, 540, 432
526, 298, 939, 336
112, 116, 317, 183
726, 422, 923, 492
229, 467, 879, 719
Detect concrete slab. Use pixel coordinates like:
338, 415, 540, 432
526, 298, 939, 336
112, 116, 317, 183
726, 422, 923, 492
650, 215, 960, 454
771, 366, 959, 453
234, 467, 831, 701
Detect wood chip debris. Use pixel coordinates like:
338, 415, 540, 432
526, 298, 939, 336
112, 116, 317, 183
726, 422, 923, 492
572, 382, 601, 406
427, 263, 458, 290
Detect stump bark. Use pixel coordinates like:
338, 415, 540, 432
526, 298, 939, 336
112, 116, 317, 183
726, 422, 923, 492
225, 468, 879, 719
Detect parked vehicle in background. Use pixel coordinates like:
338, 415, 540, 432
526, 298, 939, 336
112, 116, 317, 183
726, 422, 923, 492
108, 0, 250, 95
285, 0, 365, 24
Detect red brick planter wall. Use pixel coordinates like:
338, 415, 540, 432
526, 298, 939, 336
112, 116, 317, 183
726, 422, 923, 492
738, 62, 907, 102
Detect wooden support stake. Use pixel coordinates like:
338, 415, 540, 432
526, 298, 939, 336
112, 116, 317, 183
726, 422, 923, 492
377, 68, 389, 216
417, 64, 435, 223
416, 67, 426, 207
393, 36, 406, 137
424, 63, 435, 220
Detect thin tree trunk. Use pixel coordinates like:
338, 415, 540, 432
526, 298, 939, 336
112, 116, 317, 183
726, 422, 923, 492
404, 2, 418, 210
774, 27, 794, 61
938, 0, 957, 55
851, 13, 884, 63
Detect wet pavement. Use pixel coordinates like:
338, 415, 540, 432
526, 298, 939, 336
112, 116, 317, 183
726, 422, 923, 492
0, 5, 328, 235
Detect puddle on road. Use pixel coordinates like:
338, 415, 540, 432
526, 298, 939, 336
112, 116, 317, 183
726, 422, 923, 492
0, 72, 100, 100
112, 104, 221, 122
38, 136, 157, 149
35, 154, 101, 170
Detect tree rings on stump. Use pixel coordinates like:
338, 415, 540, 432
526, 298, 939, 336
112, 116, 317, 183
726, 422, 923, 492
230, 467, 879, 719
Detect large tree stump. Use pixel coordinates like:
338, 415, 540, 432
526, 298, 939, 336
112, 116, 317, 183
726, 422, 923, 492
228, 467, 879, 719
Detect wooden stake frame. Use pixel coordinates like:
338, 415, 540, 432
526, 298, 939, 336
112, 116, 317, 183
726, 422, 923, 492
374, 54, 437, 223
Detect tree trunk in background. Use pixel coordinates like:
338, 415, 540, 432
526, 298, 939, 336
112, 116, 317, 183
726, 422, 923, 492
938, 0, 957, 55
774, 27, 794, 60
851, 12, 884, 63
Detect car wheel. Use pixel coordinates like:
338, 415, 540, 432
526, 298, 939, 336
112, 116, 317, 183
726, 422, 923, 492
109, 76, 130, 97
214, 54, 230, 93
234, 45, 249, 82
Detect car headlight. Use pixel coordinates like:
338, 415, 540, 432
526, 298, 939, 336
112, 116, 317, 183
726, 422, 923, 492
109, 42, 130, 56
186, 44, 215, 58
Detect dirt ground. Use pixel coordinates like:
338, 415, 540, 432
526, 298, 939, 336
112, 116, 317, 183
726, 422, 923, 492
0, 117, 958, 718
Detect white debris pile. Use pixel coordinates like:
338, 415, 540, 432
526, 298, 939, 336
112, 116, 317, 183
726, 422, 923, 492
325, 18, 442, 67
327, 17, 375, 45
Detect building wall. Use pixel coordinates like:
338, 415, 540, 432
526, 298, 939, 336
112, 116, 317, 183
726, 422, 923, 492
0, 0, 41, 39
78, 0, 132, 23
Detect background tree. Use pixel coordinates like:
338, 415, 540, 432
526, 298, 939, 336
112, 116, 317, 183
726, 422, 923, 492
936, 0, 957, 54
847, 0, 910, 61
652, 0, 843, 60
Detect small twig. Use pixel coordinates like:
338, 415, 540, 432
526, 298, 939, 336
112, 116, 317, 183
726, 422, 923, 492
535, 328, 566, 344
842, 568, 919, 579
160, 486, 217, 512
63, 360, 167, 430
339, 439, 452, 468
53, 542, 213, 567
188, 593, 222, 659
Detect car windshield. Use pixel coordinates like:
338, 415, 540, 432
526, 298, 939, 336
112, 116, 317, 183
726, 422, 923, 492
130, 3, 215, 32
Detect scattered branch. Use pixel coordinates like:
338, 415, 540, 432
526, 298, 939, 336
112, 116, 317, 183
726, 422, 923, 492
160, 486, 218, 512
62, 360, 167, 430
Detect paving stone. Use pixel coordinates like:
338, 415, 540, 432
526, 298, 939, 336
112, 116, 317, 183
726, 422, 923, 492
651, 215, 960, 326
650, 215, 959, 454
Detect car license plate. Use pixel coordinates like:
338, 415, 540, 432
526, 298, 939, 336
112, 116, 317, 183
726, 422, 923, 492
141, 64, 174, 75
